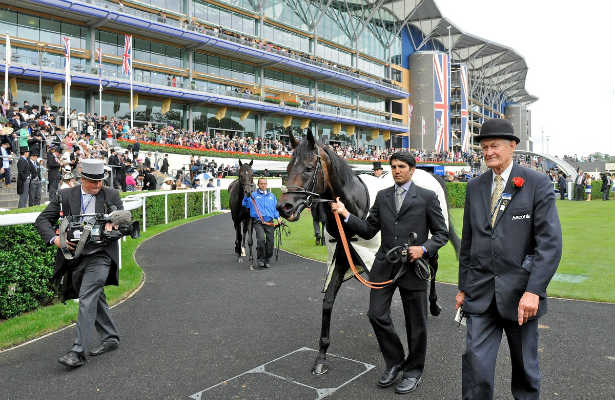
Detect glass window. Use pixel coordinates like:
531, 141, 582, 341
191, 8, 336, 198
18, 14, 39, 41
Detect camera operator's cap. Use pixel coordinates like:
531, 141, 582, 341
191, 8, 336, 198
477, 119, 520, 143
80, 159, 108, 181
372, 161, 383, 171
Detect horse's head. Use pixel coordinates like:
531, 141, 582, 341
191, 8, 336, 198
277, 129, 328, 221
238, 159, 255, 196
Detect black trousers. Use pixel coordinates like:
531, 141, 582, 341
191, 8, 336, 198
254, 220, 274, 263
48, 177, 60, 202
462, 300, 540, 400
367, 283, 427, 378
574, 184, 585, 200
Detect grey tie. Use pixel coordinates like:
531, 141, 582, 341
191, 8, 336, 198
395, 186, 406, 213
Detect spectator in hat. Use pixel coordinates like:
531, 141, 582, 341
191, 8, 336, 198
60, 170, 75, 189
0, 141, 11, 188
35, 158, 123, 369
373, 161, 384, 178
160, 176, 174, 190
160, 153, 169, 174
142, 169, 157, 191
456, 118, 562, 400
47, 146, 62, 202
28, 153, 42, 206
17, 147, 31, 208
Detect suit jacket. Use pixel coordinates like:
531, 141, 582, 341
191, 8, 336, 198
29, 160, 40, 180
35, 185, 124, 299
47, 151, 62, 181
143, 173, 157, 190
458, 163, 562, 321
17, 157, 30, 194
345, 183, 449, 290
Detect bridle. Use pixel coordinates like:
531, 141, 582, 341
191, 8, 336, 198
283, 150, 332, 208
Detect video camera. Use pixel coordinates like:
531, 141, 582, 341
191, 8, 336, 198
64, 210, 140, 245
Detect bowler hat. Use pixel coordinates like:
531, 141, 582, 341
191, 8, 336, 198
80, 159, 108, 181
477, 119, 519, 143
372, 161, 383, 171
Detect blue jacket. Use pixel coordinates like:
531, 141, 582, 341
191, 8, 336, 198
243, 190, 280, 222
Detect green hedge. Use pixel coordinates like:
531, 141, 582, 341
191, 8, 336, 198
0, 190, 217, 320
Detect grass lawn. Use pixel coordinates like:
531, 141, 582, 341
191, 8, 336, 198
281, 201, 614, 303
0, 213, 218, 350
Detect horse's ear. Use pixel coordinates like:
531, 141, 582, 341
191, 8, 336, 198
288, 130, 299, 149
249, 159, 253, 167
306, 128, 315, 149
238, 159, 243, 166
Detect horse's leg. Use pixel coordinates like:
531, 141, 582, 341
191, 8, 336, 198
234, 219, 243, 263
241, 218, 249, 266
247, 219, 255, 269
320, 222, 326, 246
313, 214, 321, 246
429, 254, 441, 316
312, 264, 345, 375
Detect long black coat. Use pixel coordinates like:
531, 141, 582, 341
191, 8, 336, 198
16, 156, 30, 195
47, 151, 62, 182
35, 185, 124, 299
345, 183, 449, 290
458, 164, 562, 321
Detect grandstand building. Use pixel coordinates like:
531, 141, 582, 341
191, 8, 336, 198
1, 0, 535, 151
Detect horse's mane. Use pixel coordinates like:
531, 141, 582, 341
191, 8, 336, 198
320, 145, 357, 189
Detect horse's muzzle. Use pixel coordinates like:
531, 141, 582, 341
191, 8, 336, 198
277, 195, 306, 221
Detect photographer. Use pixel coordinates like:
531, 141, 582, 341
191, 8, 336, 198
35, 159, 123, 369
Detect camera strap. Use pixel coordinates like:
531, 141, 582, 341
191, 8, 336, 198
58, 217, 92, 260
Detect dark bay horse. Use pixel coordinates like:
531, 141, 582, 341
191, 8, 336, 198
228, 160, 255, 267
311, 202, 327, 246
276, 129, 460, 375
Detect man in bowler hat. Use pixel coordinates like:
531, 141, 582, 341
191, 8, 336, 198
456, 119, 562, 399
36, 159, 123, 368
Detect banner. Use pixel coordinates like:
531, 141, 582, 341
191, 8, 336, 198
240, 110, 250, 121
282, 115, 292, 128
345, 125, 355, 136
216, 106, 226, 120
9, 77, 17, 98
132, 93, 138, 109
53, 83, 63, 103
459, 64, 471, 152
300, 118, 310, 129
383, 130, 391, 141
433, 52, 449, 152
161, 98, 171, 114
332, 123, 341, 135
370, 129, 379, 140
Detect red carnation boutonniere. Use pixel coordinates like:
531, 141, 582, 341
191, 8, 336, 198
512, 177, 525, 188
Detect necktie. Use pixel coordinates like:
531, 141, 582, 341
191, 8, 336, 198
396, 186, 405, 213
490, 175, 503, 227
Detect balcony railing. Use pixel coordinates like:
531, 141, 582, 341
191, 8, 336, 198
81, 0, 405, 94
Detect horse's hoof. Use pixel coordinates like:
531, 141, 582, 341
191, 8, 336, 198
312, 362, 328, 375
315, 238, 320, 246
430, 301, 442, 316
238, 258, 243, 264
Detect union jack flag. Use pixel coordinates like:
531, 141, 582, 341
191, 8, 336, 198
122, 34, 132, 75
433, 53, 449, 152
63, 37, 71, 85
459, 64, 470, 152
96, 47, 102, 90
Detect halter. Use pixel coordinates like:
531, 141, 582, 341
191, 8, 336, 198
283, 152, 332, 207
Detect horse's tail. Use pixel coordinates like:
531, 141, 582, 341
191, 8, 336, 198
433, 174, 461, 259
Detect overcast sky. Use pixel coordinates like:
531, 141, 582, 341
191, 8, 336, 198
436, 0, 614, 157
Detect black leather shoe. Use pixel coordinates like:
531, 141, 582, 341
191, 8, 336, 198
89, 341, 119, 356
395, 375, 422, 394
377, 364, 403, 388
58, 351, 86, 368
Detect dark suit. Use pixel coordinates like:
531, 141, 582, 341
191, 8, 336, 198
557, 175, 567, 200
574, 173, 585, 200
143, 172, 157, 191
47, 151, 62, 202
458, 163, 562, 399
35, 185, 123, 353
17, 156, 31, 208
345, 183, 448, 376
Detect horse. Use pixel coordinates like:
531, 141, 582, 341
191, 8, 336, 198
276, 129, 461, 375
228, 159, 256, 267
311, 202, 327, 246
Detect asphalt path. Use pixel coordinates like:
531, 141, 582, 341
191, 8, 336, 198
1, 214, 613, 400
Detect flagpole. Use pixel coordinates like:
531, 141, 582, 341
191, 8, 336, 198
129, 35, 133, 130
98, 48, 102, 138
4, 34, 9, 107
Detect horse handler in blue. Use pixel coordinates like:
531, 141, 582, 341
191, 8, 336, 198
243, 177, 279, 269
456, 119, 562, 399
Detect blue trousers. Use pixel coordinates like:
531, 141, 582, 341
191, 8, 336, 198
462, 301, 540, 400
